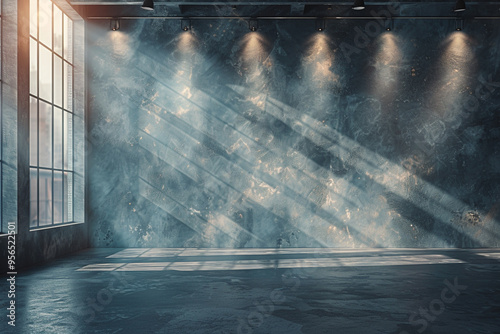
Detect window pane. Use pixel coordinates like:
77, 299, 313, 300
39, 169, 53, 226
0, 83, 1, 164
30, 97, 38, 166
63, 15, 73, 62
64, 112, 73, 170
39, 45, 52, 102
64, 172, 73, 222
54, 107, 63, 169
39, 0, 52, 48
30, 37, 38, 95
39, 101, 52, 168
63, 62, 72, 111
0, 17, 1, 79
30, 0, 37, 38
30, 168, 38, 228
54, 55, 62, 107
54, 5, 63, 55
54, 171, 63, 223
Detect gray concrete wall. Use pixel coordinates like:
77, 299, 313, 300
0, 0, 19, 273
87, 17, 500, 248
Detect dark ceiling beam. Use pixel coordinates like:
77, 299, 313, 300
72, 1, 500, 19
290, 3, 305, 14
165, 4, 182, 14
85, 15, 500, 19
70, 1, 500, 5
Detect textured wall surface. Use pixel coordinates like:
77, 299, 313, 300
88, 18, 500, 248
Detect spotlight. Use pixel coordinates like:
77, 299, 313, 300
181, 18, 191, 31
385, 18, 393, 31
248, 19, 259, 32
110, 19, 120, 31
454, 0, 466, 12
455, 18, 464, 31
352, 0, 365, 10
141, 0, 154, 11
315, 19, 326, 32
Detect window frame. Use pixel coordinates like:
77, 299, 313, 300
0, 0, 3, 233
29, 0, 76, 229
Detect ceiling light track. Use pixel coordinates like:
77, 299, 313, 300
73, 1, 500, 5
94, 16, 500, 20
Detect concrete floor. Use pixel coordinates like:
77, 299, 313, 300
1, 248, 500, 334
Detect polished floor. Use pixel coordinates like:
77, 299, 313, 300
2, 248, 500, 333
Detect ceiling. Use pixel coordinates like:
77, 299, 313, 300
69, 1, 500, 19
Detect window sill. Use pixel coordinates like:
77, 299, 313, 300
30, 221, 85, 232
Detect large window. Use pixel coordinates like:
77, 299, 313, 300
29, 0, 74, 228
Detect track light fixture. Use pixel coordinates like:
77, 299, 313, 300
248, 19, 259, 32
385, 18, 393, 31
352, 0, 365, 10
181, 18, 191, 31
315, 19, 326, 32
141, 0, 154, 11
110, 19, 120, 31
454, 0, 466, 12
455, 18, 464, 31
